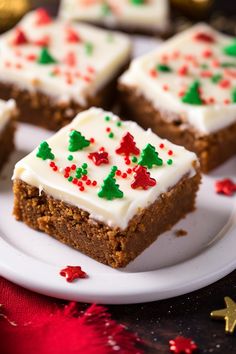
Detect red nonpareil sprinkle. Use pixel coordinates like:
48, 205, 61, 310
78, 181, 83, 187
168, 150, 173, 156
88, 151, 109, 166
26, 53, 37, 61
87, 65, 95, 74
92, 180, 97, 186
163, 84, 169, 91
219, 79, 231, 88
71, 164, 76, 170
90, 137, 95, 143
194, 32, 215, 43
106, 127, 111, 132
122, 173, 127, 179
149, 69, 158, 78
224, 98, 230, 104
50, 162, 55, 167
178, 90, 185, 97
207, 97, 215, 104
15, 63, 22, 69
82, 75, 92, 82
200, 70, 212, 78
65, 167, 71, 172
161, 54, 169, 62
159, 143, 165, 149
34, 35, 50, 47
215, 178, 236, 196
99, 147, 105, 152
212, 59, 220, 67
60, 265, 87, 282
116, 170, 122, 176
53, 166, 58, 171
184, 54, 194, 61
73, 178, 78, 184
80, 186, 85, 192
86, 180, 91, 185
224, 69, 236, 79
64, 51, 77, 67
127, 168, 132, 174
66, 27, 81, 43
169, 336, 198, 354
35, 8, 52, 26
125, 157, 131, 165
12, 28, 28, 46
178, 65, 188, 76
64, 173, 70, 178
202, 49, 213, 58
82, 175, 87, 181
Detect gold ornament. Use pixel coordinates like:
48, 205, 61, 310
0, 0, 30, 33
210, 296, 236, 334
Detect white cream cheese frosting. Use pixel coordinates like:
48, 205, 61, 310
120, 23, 236, 135
59, 0, 169, 32
0, 9, 131, 106
0, 99, 16, 133
13, 107, 198, 229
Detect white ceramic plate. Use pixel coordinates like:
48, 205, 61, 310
0, 123, 236, 304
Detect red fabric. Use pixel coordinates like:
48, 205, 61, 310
0, 277, 143, 354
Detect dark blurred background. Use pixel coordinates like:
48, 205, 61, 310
1, 0, 236, 35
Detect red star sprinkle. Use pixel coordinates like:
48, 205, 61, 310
215, 178, 236, 196
66, 28, 81, 43
35, 8, 52, 26
131, 165, 156, 190
88, 150, 109, 166
194, 32, 215, 43
169, 336, 198, 354
12, 28, 28, 46
116, 132, 140, 156
60, 266, 87, 283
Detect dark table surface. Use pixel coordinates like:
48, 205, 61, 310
12, 1, 236, 353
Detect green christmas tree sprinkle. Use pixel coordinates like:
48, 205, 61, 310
181, 81, 203, 105
167, 159, 173, 165
98, 169, 123, 200
116, 121, 122, 127
211, 73, 222, 84
68, 130, 90, 152
156, 64, 172, 72
138, 144, 163, 169
105, 115, 110, 121
231, 87, 236, 103
36, 141, 55, 161
223, 40, 236, 57
108, 132, 114, 138
37, 47, 57, 65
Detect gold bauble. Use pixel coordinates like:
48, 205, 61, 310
0, 0, 30, 32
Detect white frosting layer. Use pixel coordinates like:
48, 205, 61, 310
120, 24, 236, 135
13, 107, 198, 229
59, 0, 169, 32
0, 10, 131, 106
0, 99, 16, 133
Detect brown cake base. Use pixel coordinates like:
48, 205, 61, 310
119, 85, 236, 173
0, 65, 128, 131
0, 118, 15, 171
13, 171, 200, 268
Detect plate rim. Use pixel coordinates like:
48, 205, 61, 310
0, 220, 236, 304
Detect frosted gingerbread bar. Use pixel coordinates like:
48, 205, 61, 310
13, 107, 200, 268
0, 99, 16, 171
59, 0, 169, 36
0, 9, 131, 131
119, 24, 236, 172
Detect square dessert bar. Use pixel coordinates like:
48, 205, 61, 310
13, 107, 200, 268
119, 24, 236, 172
0, 99, 16, 171
0, 9, 131, 131
59, 0, 169, 36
